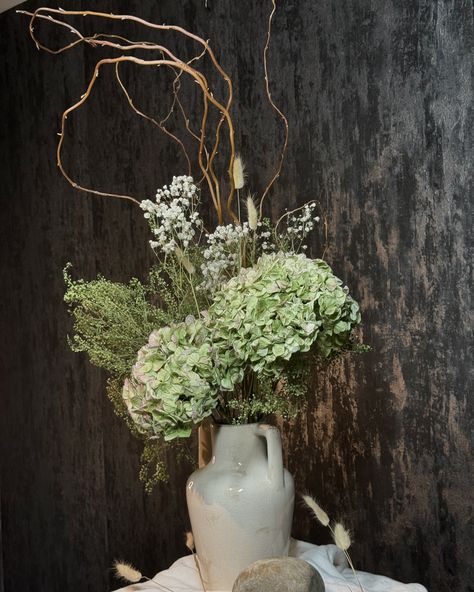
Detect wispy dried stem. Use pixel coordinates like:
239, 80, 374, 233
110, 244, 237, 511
115, 63, 192, 176
274, 200, 319, 233
259, 0, 289, 218
185, 532, 206, 591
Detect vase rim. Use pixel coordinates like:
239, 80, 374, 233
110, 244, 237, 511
214, 422, 259, 427
212, 422, 268, 428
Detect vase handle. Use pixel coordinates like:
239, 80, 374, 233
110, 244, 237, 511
257, 424, 285, 490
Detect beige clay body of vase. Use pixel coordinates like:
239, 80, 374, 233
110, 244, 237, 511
186, 423, 295, 591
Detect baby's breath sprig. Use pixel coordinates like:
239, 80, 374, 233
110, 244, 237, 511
199, 222, 251, 292
141, 175, 202, 256
274, 200, 320, 253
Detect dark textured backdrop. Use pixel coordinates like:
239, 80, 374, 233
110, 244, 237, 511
1, 1, 473, 591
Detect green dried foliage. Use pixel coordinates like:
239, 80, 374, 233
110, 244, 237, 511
159, 250, 209, 315
139, 437, 195, 493
64, 261, 205, 486
64, 264, 174, 376
106, 377, 134, 424
139, 441, 171, 493
227, 368, 310, 424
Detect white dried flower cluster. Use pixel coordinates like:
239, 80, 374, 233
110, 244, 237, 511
200, 223, 251, 292
277, 202, 320, 252
257, 222, 273, 252
140, 175, 202, 255
286, 202, 320, 238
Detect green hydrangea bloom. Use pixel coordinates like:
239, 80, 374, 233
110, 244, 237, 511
210, 252, 361, 378
122, 317, 223, 441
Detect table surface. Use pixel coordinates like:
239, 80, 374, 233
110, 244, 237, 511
113, 539, 428, 592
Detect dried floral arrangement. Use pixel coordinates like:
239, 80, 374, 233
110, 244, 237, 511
21, 2, 368, 489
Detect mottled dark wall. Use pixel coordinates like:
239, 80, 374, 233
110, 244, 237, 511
1, 1, 473, 591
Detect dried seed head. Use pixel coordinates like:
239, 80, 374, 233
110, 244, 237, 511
333, 522, 351, 551
185, 531, 195, 552
233, 155, 246, 189
246, 195, 258, 230
301, 494, 330, 527
113, 560, 142, 583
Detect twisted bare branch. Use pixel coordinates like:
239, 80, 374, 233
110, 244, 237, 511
115, 63, 192, 176
259, 0, 289, 218
19, 8, 237, 222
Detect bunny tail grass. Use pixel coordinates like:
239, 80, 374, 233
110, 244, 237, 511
333, 522, 351, 551
233, 155, 246, 189
113, 560, 142, 583
246, 195, 259, 230
301, 493, 330, 527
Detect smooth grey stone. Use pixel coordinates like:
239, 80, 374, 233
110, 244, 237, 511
232, 557, 325, 592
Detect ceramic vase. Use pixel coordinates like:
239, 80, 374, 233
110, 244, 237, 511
186, 423, 295, 590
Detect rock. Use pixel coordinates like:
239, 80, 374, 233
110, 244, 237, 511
232, 557, 325, 592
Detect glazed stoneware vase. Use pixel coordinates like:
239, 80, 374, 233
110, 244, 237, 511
186, 423, 295, 590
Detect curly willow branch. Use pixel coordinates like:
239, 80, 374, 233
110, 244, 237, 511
160, 45, 207, 129
20, 8, 238, 222
114, 63, 192, 177
62, 56, 232, 219
259, 0, 289, 218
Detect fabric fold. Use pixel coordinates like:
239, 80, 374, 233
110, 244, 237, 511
113, 539, 428, 592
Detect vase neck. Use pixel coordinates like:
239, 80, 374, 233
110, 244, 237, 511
210, 424, 266, 468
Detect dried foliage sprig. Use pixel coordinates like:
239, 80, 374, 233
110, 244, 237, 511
233, 154, 246, 223
301, 494, 330, 527
246, 195, 259, 231
302, 494, 365, 592
185, 531, 195, 553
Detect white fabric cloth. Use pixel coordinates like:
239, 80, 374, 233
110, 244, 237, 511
113, 539, 428, 592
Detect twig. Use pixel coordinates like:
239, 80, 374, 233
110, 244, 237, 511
259, 0, 289, 218
115, 63, 192, 176
59, 56, 226, 217
192, 553, 207, 591
19, 8, 237, 221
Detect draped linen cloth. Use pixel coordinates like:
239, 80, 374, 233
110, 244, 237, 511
113, 539, 428, 592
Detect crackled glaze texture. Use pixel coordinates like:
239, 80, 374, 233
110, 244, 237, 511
1, 1, 472, 591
